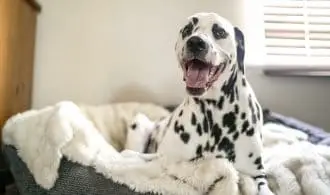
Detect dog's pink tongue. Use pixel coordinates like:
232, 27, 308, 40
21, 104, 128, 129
186, 63, 209, 88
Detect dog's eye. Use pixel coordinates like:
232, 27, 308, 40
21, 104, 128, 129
181, 22, 194, 39
212, 23, 228, 40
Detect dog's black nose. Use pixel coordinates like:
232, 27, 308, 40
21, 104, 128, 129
187, 36, 207, 54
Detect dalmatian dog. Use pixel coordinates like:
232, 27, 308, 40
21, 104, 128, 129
126, 12, 274, 195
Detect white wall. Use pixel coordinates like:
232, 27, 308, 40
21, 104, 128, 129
33, 0, 330, 130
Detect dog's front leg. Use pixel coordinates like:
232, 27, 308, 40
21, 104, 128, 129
233, 131, 275, 195
125, 113, 156, 153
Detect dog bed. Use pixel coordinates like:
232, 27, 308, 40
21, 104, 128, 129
3, 102, 330, 195
3, 146, 154, 195
2, 101, 249, 195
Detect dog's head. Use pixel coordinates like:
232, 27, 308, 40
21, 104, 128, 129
175, 12, 245, 96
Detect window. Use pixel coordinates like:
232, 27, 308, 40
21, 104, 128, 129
263, 0, 330, 69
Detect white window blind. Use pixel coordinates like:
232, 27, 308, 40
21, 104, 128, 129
263, 0, 330, 67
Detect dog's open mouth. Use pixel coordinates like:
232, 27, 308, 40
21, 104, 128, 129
183, 59, 223, 96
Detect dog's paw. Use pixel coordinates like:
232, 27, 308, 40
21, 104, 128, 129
125, 113, 155, 153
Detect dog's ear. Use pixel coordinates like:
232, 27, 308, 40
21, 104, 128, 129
234, 26, 245, 74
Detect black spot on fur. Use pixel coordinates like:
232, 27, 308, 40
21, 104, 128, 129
223, 112, 237, 134
130, 123, 137, 130
234, 27, 245, 74
205, 141, 210, 151
206, 110, 213, 127
253, 175, 266, 180
217, 96, 224, 110
235, 86, 239, 101
242, 78, 246, 86
228, 153, 236, 163
218, 137, 236, 162
212, 23, 228, 40
196, 124, 203, 136
206, 99, 217, 106
178, 110, 183, 116
192, 17, 198, 25
218, 137, 230, 151
200, 100, 206, 113
191, 112, 197, 125
193, 98, 200, 104
180, 132, 190, 144
189, 156, 203, 162
210, 146, 215, 152
221, 72, 237, 104
174, 121, 184, 133
196, 144, 203, 156
233, 132, 239, 141
234, 104, 239, 114
211, 124, 222, 145
240, 112, 246, 120
216, 154, 223, 158
246, 127, 255, 136
258, 182, 266, 190
248, 95, 257, 124
241, 120, 249, 133
203, 116, 209, 133
204, 176, 225, 195
181, 22, 194, 39
248, 152, 253, 158
254, 157, 261, 165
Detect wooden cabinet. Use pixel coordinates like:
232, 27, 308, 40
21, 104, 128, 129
0, 0, 40, 139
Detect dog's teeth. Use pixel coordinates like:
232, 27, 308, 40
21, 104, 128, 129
209, 68, 216, 76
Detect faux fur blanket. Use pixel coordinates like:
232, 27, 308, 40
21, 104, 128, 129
2, 101, 330, 195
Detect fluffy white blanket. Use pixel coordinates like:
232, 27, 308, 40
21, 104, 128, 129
262, 123, 330, 195
2, 101, 330, 195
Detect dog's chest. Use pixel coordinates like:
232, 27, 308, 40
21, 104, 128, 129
157, 84, 261, 161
